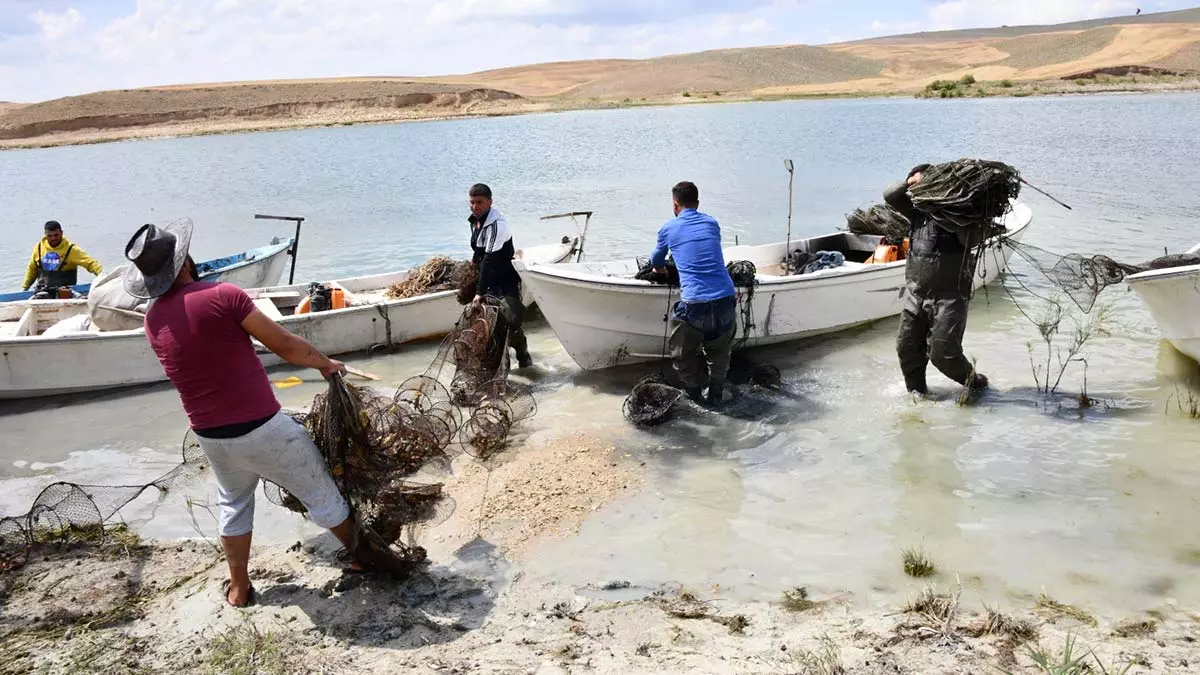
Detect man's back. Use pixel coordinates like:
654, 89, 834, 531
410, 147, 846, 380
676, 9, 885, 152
654, 209, 735, 303
145, 282, 279, 431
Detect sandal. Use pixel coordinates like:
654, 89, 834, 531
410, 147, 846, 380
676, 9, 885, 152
220, 579, 257, 608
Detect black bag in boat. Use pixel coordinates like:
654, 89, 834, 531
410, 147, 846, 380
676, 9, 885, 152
634, 257, 680, 286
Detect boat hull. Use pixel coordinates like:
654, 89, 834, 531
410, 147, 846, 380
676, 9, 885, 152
0, 239, 294, 305
518, 204, 1031, 371
1125, 246, 1200, 364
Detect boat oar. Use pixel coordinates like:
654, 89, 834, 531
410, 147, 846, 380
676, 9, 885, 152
1019, 177, 1073, 211
274, 366, 380, 389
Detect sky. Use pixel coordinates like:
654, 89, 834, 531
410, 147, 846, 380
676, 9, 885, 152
0, 0, 1193, 102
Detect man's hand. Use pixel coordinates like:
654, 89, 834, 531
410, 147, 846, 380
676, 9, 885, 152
652, 267, 666, 275
907, 171, 924, 186
320, 359, 346, 379
471, 294, 484, 307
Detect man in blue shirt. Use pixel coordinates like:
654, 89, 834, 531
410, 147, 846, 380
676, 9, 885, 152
650, 181, 737, 405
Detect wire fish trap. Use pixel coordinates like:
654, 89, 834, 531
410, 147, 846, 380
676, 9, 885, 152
297, 374, 454, 577
460, 380, 536, 460
908, 158, 1020, 235
623, 376, 684, 427
358, 481, 456, 547
0, 429, 209, 573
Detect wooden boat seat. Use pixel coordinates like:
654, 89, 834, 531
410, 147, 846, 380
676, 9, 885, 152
252, 297, 285, 321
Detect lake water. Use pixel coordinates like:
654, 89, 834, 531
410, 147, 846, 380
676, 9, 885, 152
2, 93, 1199, 617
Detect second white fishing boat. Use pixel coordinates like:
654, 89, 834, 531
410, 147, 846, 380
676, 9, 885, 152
516, 202, 1033, 371
1125, 242, 1200, 365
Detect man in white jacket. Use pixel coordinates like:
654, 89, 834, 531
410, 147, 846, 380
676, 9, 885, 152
467, 183, 532, 368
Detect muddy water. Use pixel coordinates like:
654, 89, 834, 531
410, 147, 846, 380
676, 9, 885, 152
2, 93, 1199, 618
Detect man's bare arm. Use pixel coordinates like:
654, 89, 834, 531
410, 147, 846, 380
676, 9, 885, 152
241, 309, 344, 377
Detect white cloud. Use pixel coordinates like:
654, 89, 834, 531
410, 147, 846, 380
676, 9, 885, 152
31, 7, 85, 40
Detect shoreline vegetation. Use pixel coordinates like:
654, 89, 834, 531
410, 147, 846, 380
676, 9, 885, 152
1, 75, 1197, 151
3, 8, 1199, 150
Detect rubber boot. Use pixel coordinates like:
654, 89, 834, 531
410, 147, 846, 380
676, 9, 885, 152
904, 372, 928, 396
705, 384, 724, 407
516, 350, 533, 369
685, 386, 705, 404
969, 373, 989, 390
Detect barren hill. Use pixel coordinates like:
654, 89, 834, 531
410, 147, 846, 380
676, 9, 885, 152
0, 81, 519, 141
2, 8, 1198, 148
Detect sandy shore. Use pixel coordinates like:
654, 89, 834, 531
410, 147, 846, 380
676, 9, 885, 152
2, 78, 1198, 152
3, 426, 1197, 674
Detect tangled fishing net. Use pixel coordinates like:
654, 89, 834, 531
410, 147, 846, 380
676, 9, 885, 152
846, 204, 910, 240
1003, 240, 1200, 314
386, 256, 474, 300
266, 301, 537, 570
433, 302, 537, 460
264, 373, 455, 576
0, 432, 207, 572
909, 158, 1021, 236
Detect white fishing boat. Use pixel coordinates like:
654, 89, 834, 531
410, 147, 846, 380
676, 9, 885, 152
516, 201, 1033, 371
1124, 242, 1200, 364
0, 238, 295, 304
0, 238, 578, 399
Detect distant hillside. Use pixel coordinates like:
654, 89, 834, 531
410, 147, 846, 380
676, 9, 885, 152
0, 81, 519, 140
443, 8, 1200, 98
445, 45, 885, 98
2, 8, 1198, 148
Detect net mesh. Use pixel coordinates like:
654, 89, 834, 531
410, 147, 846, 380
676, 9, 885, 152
908, 158, 1021, 236
623, 375, 684, 427
385, 257, 474, 300
846, 204, 910, 240
0, 432, 207, 572
1003, 240, 1200, 314
265, 300, 537, 571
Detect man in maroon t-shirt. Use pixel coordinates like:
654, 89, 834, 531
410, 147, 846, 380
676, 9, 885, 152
124, 219, 383, 607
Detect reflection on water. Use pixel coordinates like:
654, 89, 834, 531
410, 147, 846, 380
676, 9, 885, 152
1, 93, 1199, 616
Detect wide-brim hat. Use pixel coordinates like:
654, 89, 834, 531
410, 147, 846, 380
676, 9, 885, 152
123, 218, 194, 299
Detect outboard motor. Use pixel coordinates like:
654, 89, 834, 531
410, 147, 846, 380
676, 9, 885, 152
308, 282, 333, 313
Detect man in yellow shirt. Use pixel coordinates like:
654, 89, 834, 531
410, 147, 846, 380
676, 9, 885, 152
22, 221, 103, 297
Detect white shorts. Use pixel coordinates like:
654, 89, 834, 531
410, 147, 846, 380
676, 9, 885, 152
195, 411, 349, 537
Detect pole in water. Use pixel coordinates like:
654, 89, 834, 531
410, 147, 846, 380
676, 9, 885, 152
1019, 177, 1073, 211
784, 158, 795, 270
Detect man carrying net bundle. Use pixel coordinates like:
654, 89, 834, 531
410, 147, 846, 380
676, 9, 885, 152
124, 219, 387, 608
650, 181, 737, 405
467, 183, 533, 368
884, 164, 991, 396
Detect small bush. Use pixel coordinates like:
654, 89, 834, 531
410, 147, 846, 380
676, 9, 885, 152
903, 548, 936, 577
712, 90, 722, 96
1075, 79, 1088, 86
782, 587, 817, 612
999, 79, 1014, 88
959, 73, 977, 85
681, 91, 691, 98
